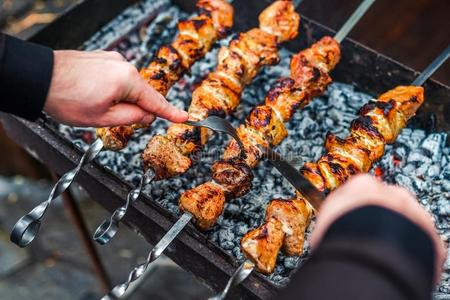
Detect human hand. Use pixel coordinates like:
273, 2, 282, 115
310, 174, 446, 284
43, 50, 188, 127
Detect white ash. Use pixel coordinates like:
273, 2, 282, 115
80, 0, 170, 51
58, 2, 450, 294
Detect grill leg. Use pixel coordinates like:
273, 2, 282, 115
52, 173, 112, 293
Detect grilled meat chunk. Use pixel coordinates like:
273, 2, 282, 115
95, 126, 134, 151
211, 159, 253, 198
246, 105, 287, 146
197, 0, 233, 37
378, 85, 424, 120
179, 182, 226, 230
292, 36, 341, 75
241, 217, 285, 274
264, 78, 309, 121
141, 135, 191, 179
229, 28, 279, 84
96, 0, 233, 151
167, 123, 210, 155
258, 0, 300, 43
265, 199, 312, 256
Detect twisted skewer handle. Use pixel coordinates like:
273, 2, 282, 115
93, 168, 156, 245
10, 138, 104, 247
102, 212, 193, 299
209, 260, 255, 300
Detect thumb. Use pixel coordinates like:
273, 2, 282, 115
97, 103, 155, 127
128, 77, 188, 123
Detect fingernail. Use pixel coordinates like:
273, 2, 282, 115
141, 114, 155, 125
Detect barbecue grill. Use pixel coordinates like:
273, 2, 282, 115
1, 0, 449, 299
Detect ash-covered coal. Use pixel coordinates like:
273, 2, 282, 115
58, 0, 450, 295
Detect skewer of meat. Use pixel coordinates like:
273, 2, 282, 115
241, 45, 450, 275
241, 85, 424, 274
9, 0, 234, 248
92, 0, 301, 246
206, 1, 377, 298
98, 0, 234, 151
142, 0, 300, 180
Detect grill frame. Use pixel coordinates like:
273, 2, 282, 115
1, 1, 449, 299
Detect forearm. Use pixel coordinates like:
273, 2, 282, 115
0, 33, 53, 120
279, 206, 436, 300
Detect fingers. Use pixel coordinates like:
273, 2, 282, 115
127, 76, 189, 123
97, 103, 155, 127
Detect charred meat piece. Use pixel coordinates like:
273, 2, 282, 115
378, 85, 424, 120
246, 105, 287, 146
167, 123, 210, 155
264, 77, 309, 121
258, 0, 300, 43
241, 217, 285, 274
211, 159, 253, 198
292, 36, 341, 75
265, 199, 312, 256
197, 0, 234, 37
142, 135, 191, 180
179, 182, 226, 230
96, 126, 134, 151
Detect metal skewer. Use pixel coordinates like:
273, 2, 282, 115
10, 138, 104, 247
101, 116, 246, 296
412, 44, 450, 86
93, 116, 247, 245
213, 42, 450, 300
209, 0, 377, 298
93, 168, 155, 244
101, 212, 193, 300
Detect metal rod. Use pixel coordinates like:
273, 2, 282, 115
54, 173, 112, 293
412, 44, 450, 86
93, 168, 155, 245
102, 212, 193, 299
208, 260, 255, 300
333, 0, 376, 43
10, 138, 104, 247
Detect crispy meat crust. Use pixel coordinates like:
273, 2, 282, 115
211, 159, 253, 198
241, 217, 285, 274
265, 199, 312, 256
179, 182, 226, 230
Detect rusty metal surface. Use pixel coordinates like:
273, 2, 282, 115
1, 0, 449, 299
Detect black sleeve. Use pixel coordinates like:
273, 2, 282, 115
0, 33, 54, 120
278, 205, 435, 300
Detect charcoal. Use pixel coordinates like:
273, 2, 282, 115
421, 133, 446, 162
284, 257, 300, 269
427, 164, 441, 178
56, 2, 450, 292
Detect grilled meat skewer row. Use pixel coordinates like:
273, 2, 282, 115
179, 36, 341, 231
241, 85, 424, 274
142, 0, 300, 180
96, 0, 234, 151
